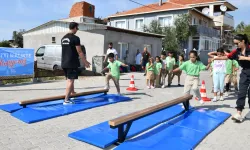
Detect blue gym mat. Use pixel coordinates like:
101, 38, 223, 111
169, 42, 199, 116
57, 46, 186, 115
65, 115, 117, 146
115, 108, 230, 150
0, 93, 131, 124
68, 105, 185, 148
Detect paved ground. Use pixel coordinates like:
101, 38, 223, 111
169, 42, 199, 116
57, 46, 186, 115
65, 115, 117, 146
0, 71, 250, 150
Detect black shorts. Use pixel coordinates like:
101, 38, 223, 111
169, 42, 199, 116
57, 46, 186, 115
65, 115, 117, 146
63, 68, 79, 79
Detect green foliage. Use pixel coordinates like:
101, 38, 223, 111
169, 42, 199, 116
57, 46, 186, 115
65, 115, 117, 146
234, 22, 250, 40
143, 14, 196, 53
12, 29, 25, 48
174, 14, 197, 48
143, 20, 163, 35
0, 40, 11, 47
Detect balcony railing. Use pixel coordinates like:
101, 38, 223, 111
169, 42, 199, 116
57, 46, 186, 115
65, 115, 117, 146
192, 25, 220, 38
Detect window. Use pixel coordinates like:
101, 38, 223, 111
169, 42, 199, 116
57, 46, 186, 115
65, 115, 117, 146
118, 42, 129, 62
135, 19, 143, 30
193, 17, 197, 25
52, 37, 56, 43
36, 47, 45, 57
115, 20, 126, 29
192, 37, 200, 50
158, 16, 173, 27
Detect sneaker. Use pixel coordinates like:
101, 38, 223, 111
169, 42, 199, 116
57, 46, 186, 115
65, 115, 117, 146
168, 84, 171, 87
232, 113, 243, 122
63, 100, 75, 105
224, 92, 229, 97
178, 84, 181, 86
212, 97, 217, 102
147, 86, 151, 89
161, 85, 165, 89
104, 85, 110, 90
151, 86, 155, 89
219, 96, 224, 101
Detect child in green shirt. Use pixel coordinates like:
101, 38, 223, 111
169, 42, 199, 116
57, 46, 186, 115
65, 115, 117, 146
166, 51, 176, 87
154, 56, 162, 88
146, 57, 156, 89
172, 54, 184, 86
102, 53, 128, 95
173, 50, 211, 104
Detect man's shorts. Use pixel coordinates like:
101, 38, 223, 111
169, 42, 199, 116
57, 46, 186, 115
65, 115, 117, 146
63, 68, 79, 79
142, 61, 148, 67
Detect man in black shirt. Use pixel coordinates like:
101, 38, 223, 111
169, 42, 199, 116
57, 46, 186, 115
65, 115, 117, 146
141, 47, 150, 76
61, 22, 90, 105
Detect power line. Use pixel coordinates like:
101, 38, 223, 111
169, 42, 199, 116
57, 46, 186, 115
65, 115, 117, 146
128, 0, 159, 10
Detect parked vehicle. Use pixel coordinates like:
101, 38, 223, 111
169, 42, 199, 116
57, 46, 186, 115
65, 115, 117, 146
35, 45, 86, 71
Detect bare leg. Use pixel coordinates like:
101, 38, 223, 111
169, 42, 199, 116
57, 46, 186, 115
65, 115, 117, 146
65, 79, 74, 102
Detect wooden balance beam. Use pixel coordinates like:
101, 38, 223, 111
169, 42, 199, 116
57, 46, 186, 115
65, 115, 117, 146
19, 89, 109, 107
109, 94, 193, 143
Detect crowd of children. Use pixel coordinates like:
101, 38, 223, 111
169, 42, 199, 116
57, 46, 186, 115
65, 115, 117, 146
102, 48, 239, 105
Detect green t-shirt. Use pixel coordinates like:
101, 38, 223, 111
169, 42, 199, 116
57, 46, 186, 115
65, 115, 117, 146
146, 63, 155, 72
155, 62, 162, 75
107, 60, 122, 79
225, 59, 233, 74
177, 60, 184, 66
166, 57, 176, 70
233, 60, 239, 68
179, 60, 206, 77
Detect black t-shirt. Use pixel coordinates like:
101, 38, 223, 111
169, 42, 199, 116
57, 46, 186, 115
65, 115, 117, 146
229, 45, 250, 69
142, 52, 150, 62
61, 33, 80, 68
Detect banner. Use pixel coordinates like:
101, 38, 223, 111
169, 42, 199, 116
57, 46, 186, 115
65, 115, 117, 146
0, 47, 34, 79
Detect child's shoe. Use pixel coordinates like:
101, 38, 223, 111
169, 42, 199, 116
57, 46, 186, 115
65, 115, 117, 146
212, 97, 217, 102
161, 85, 165, 88
151, 86, 155, 89
220, 96, 224, 101
147, 86, 151, 89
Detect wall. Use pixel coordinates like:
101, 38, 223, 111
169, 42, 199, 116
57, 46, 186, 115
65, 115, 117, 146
23, 30, 105, 69
189, 10, 213, 27
103, 30, 162, 64
110, 9, 188, 30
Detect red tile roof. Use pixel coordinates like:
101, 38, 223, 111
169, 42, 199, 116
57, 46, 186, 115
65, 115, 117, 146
109, 0, 220, 17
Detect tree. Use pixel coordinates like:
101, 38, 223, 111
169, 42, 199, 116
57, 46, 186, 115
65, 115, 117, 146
143, 20, 163, 35
235, 21, 245, 33
162, 27, 178, 52
174, 14, 197, 49
12, 29, 25, 48
234, 22, 250, 40
0, 40, 11, 47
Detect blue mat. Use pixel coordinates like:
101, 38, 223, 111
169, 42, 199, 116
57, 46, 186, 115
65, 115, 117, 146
0, 93, 106, 113
0, 94, 131, 124
115, 108, 230, 150
68, 105, 185, 148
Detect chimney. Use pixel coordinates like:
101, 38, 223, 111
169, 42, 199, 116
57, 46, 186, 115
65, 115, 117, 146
69, 1, 95, 18
159, 0, 162, 6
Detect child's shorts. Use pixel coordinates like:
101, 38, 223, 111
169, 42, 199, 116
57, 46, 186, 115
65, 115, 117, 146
146, 71, 155, 80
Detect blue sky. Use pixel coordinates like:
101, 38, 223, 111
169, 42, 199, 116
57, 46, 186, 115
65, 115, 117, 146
0, 0, 249, 40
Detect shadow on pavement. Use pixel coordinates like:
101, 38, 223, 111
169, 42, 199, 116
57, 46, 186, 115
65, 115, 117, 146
123, 92, 153, 97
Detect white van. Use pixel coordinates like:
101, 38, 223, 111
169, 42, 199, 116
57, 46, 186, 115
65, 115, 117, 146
35, 45, 86, 71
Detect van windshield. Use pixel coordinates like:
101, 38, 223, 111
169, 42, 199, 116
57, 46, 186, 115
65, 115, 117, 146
36, 47, 45, 56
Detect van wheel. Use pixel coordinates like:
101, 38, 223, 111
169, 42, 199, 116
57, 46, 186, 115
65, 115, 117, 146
53, 65, 59, 71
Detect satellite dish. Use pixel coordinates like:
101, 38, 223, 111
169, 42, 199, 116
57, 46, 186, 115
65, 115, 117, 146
202, 7, 210, 15
220, 5, 227, 12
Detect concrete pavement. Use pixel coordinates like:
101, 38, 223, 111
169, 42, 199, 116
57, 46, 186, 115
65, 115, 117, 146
0, 71, 250, 150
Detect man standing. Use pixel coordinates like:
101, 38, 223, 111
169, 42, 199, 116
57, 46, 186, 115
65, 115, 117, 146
104, 42, 118, 63
61, 22, 90, 105
135, 49, 142, 71
141, 47, 150, 76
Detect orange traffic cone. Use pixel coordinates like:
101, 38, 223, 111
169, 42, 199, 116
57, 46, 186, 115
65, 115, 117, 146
195, 80, 211, 101
126, 75, 138, 91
